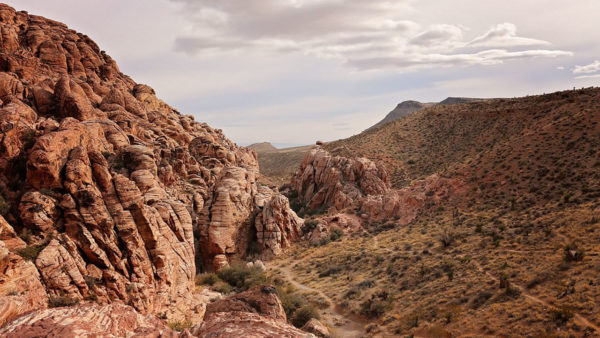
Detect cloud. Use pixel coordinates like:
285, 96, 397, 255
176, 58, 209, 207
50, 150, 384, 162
170, 1, 572, 71
573, 60, 600, 74
468, 23, 549, 48
575, 74, 600, 80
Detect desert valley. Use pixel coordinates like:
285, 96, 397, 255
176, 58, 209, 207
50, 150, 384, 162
0, 2, 599, 338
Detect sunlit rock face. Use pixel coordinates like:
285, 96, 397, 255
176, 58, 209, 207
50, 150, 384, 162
0, 2, 301, 323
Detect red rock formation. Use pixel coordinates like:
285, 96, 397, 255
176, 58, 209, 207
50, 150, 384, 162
0, 216, 48, 327
185, 285, 312, 338
0, 303, 177, 337
0, 2, 300, 324
292, 147, 465, 224
292, 148, 389, 211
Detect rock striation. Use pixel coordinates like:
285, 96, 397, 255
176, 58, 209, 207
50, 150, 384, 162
185, 285, 313, 338
0, 303, 177, 337
0, 2, 301, 324
291, 147, 464, 224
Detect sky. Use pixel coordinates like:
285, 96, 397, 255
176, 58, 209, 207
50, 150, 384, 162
4, 0, 600, 147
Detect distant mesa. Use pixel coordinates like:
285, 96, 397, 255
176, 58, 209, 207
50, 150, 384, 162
248, 142, 278, 153
366, 97, 490, 132
438, 97, 489, 105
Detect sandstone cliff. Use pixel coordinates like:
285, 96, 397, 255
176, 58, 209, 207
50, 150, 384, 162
0, 3, 301, 325
291, 147, 465, 224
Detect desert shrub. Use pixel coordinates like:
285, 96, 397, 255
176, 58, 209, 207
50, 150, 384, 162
551, 305, 574, 326
358, 279, 376, 288
441, 260, 456, 281
279, 290, 304, 318
212, 281, 233, 294
217, 264, 265, 290
329, 227, 344, 241
19, 228, 32, 244
17, 244, 45, 261
318, 264, 342, 278
344, 286, 361, 299
20, 128, 36, 149
302, 219, 319, 234
291, 305, 320, 328
303, 206, 327, 217
48, 296, 79, 308
360, 291, 391, 318
470, 291, 492, 309
564, 242, 585, 262
439, 228, 454, 247
84, 276, 102, 288
109, 156, 125, 170
246, 240, 260, 258
197, 273, 220, 286
0, 194, 10, 216
168, 319, 193, 332
17, 233, 53, 261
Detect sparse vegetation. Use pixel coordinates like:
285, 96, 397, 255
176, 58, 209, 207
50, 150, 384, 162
168, 319, 193, 332
291, 305, 320, 328
48, 296, 79, 308
0, 194, 10, 216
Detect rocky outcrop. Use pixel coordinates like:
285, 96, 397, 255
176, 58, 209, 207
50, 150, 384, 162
292, 148, 389, 212
0, 216, 49, 327
254, 186, 303, 259
0, 303, 177, 337
196, 168, 302, 270
0, 2, 300, 324
185, 285, 313, 338
292, 147, 464, 224
302, 318, 331, 338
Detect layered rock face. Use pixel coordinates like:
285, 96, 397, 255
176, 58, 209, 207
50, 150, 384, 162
292, 147, 464, 223
0, 2, 300, 322
184, 285, 313, 338
292, 148, 389, 211
0, 216, 48, 327
0, 303, 177, 338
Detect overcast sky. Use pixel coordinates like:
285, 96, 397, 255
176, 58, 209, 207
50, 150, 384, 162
5, 0, 600, 147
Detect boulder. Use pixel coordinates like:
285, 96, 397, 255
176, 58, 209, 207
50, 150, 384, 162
0, 303, 177, 337
302, 318, 331, 337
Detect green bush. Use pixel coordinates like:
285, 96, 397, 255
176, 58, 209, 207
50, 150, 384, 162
48, 296, 79, 308
16, 233, 53, 261
197, 273, 220, 286
551, 305, 574, 326
217, 264, 265, 290
279, 290, 304, 318
291, 305, 320, 328
0, 195, 10, 216
17, 245, 45, 261
329, 227, 344, 241
360, 291, 391, 318
168, 319, 192, 332
302, 219, 319, 234
212, 281, 233, 294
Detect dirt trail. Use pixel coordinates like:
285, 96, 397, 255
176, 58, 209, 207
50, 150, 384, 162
272, 263, 366, 338
472, 261, 600, 333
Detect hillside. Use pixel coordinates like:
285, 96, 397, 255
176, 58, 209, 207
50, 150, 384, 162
249, 142, 314, 186
277, 87, 600, 337
366, 100, 433, 131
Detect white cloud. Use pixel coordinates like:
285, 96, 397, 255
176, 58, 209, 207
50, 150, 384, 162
575, 73, 600, 80
573, 60, 600, 74
469, 23, 549, 48
170, 0, 571, 71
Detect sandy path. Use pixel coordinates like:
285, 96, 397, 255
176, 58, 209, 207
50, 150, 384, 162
272, 263, 366, 338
